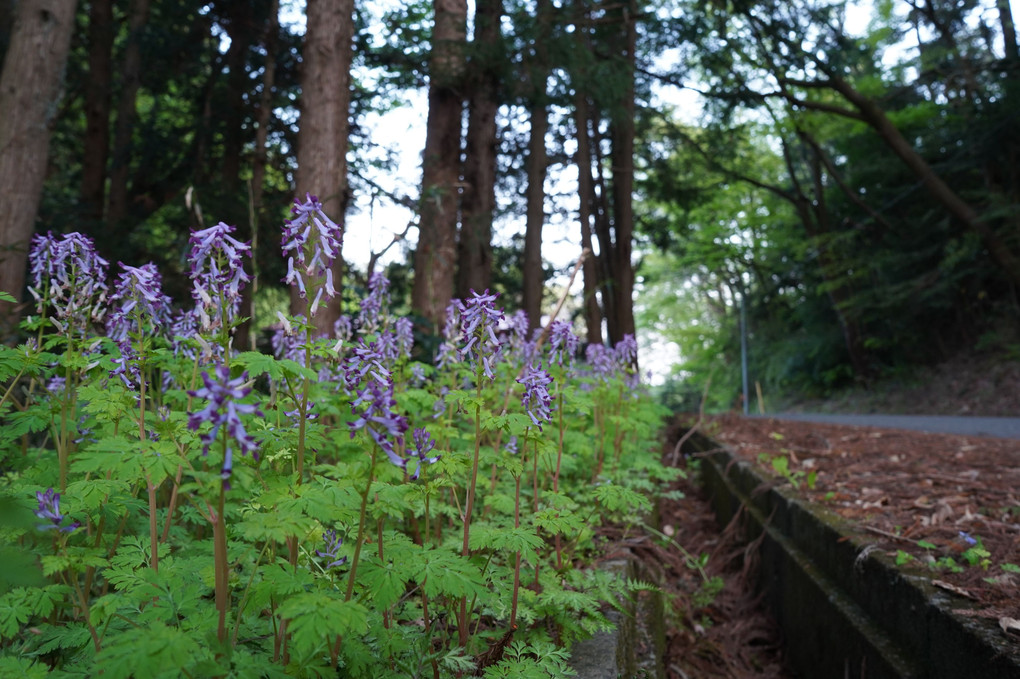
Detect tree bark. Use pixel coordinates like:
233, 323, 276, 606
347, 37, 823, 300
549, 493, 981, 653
457, 0, 502, 299
412, 0, 467, 334
80, 0, 114, 225
291, 0, 355, 334
605, 0, 637, 348
106, 0, 151, 227
999, 0, 1019, 61
0, 0, 78, 332
238, 0, 279, 351
521, 0, 551, 334
574, 95, 603, 346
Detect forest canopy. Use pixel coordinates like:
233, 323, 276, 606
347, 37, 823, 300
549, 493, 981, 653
1, 0, 1018, 407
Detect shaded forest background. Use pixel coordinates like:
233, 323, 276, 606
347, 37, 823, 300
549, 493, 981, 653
1, 0, 1018, 410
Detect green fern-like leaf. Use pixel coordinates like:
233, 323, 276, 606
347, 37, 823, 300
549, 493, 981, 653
277, 593, 369, 658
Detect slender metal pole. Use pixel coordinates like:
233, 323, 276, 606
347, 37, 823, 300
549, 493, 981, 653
740, 288, 749, 415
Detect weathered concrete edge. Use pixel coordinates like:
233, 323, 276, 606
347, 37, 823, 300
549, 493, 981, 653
685, 430, 1020, 679
568, 558, 667, 679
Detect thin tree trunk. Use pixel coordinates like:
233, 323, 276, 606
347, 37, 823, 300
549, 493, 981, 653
522, 105, 548, 332
999, 0, 1019, 61
106, 0, 151, 226
606, 0, 637, 348
0, 0, 78, 333
521, 0, 551, 333
828, 75, 1020, 289
575, 96, 603, 345
81, 0, 114, 225
238, 0, 279, 351
457, 0, 501, 299
291, 0, 355, 334
413, 0, 467, 333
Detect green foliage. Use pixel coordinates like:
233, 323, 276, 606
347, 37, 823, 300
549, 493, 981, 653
0, 246, 673, 677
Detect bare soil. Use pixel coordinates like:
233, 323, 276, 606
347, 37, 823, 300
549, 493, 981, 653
638, 356, 1020, 679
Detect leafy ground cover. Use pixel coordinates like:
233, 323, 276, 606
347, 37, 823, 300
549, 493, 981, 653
0, 199, 679, 677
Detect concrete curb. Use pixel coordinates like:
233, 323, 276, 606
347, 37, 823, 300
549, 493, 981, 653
568, 559, 666, 679
685, 431, 1020, 679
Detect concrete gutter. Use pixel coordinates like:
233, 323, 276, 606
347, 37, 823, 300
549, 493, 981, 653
685, 431, 1020, 679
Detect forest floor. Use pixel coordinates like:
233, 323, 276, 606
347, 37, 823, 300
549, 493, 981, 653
632, 354, 1020, 679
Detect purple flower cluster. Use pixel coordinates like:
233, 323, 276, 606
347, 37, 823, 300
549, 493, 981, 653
187, 222, 252, 333
27, 232, 109, 335
347, 379, 408, 470
408, 427, 441, 480
317, 529, 348, 569
459, 289, 504, 381
395, 317, 414, 359
518, 364, 554, 429
343, 340, 392, 392
358, 271, 390, 333
282, 194, 343, 316
435, 301, 462, 369
548, 321, 580, 368
106, 262, 171, 342
35, 489, 79, 533
188, 366, 262, 489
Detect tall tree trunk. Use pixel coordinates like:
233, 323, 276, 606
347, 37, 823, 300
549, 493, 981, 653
222, 0, 254, 208
240, 0, 279, 351
457, 0, 502, 299
998, 0, 1018, 61
605, 0, 637, 348
0, 0, 78, 334
80, 0, 114, 225
574, 95, 603, 345
522, 105, 548, 333
106, 0, 151, 227
412, 0, 467, 334
291, 0, 355, 335
521, 0, 551, 334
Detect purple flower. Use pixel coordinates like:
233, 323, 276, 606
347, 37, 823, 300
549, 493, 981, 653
585, 343, 615, 380
35, 489, 79, 533
408, 427, 441, 480
959, 531, 978, 546
505, 436, 519, 455
343, 340, 392, 393
317, 529, 348, 569
548, 321, 580, 367
28, 232, 109, 334
614, 334, 638, 367
188, 222, 252, 332
188, 366, 262, 488
109, 338, 143, 389
347, 379, 409, 470
436, 301, 463, 369
282, 194, 343, 316
395, 317, 414, 358
459, 289, 504, 381
106, 262, 172, 342
359, 271, 390, 333
334, 315, 354, 342
518, 363, 554, 429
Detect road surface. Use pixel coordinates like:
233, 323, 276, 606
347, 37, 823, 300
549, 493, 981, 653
753, 414, 1020, 440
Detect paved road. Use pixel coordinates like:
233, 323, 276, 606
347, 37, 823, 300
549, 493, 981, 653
752, 413, 1020, 440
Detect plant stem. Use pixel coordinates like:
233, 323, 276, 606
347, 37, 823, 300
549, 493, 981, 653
345, 446, 377, 602
459, 386, 483, 648
213, 484, 229, 645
